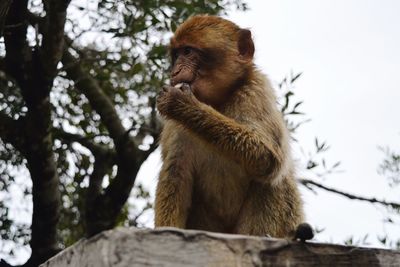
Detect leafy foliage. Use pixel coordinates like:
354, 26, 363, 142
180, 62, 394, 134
277, 72, 342, 179
378, 146, 400, 187
277, 72, 399, 249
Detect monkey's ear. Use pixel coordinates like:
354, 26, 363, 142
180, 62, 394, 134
238, 29, 255, 61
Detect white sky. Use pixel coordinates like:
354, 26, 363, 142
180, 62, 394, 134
138, 0, 400, 247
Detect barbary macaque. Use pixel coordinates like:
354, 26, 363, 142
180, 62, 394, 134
155, 15, 306, 238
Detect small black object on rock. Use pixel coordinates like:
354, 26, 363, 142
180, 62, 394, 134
294, 222, 314, 242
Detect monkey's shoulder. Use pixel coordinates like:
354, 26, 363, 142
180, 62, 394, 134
225, 79, 282, 121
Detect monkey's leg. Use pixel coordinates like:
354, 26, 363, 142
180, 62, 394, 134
234, 181, 303, 238
233, 183, 276, 236
154, 161, 194, 228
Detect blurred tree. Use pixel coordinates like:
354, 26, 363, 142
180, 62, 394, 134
0, 0, 247, 266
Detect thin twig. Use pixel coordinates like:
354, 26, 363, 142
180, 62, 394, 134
299, 178, 400, 209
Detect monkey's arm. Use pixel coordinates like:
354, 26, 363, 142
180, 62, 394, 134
154, 126, 194, 228
157, 86, 285, 181
155, 164, 193, 228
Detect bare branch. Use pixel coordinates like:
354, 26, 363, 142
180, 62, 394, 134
299, 178, 400, 209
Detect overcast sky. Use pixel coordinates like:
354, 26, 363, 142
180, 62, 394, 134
138, 0, 400, 247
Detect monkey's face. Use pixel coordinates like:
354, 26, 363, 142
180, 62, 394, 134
170, 46, 199, 88
169, 44, 249, 108
169, 45, 223, 106
169, 16, 255, 107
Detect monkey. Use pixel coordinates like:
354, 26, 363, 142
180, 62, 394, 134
155, 15, 305, 238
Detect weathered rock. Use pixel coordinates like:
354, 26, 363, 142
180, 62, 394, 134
41, 227, 400, 267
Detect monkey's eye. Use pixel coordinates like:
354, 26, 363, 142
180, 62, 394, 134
182, 46, 192, 56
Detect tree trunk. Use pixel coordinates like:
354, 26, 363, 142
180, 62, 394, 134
2, 1, 70, 266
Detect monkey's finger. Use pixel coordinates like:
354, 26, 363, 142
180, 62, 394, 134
181, 83, 192, 93
174, 83, 184, 89
159, 85, 172, 98
162, 85, 172, 92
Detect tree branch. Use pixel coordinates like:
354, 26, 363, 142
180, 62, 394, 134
0, 259, 13, 267
40, 0, 71, 79
54, 128, 116, 196
3, 0, 30, 87
0, 111, 24, 151
62, 50, 134, 145
299, 178, 400, 209
0, 57, 5, 71
53, 128, 118, 233
24, 122, 61, 266
62, 48, 143, 236
84, 152, 115, 233
53, 128, 114, 158
26, 10, 43, 25
135, 96, 162, 162
0, 0, 12, 38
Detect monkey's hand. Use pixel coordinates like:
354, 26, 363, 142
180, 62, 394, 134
157, 83, 198, 119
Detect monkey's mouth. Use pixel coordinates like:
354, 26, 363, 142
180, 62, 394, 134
171, 77, 195, 91
171, 79, 193, 87
170, 70, 196, 87
173, 82, 193, 93
173, 82, 191, 88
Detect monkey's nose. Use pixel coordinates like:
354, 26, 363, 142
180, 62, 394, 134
171, 67, 181, 79
170, 74, 181, 86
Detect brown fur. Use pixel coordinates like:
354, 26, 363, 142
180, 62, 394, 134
155, 15, 304, 237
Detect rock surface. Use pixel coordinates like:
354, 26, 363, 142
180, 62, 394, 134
41, 227, 400, 267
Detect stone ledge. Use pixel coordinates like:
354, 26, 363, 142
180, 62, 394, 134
41, 227, 400, 267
